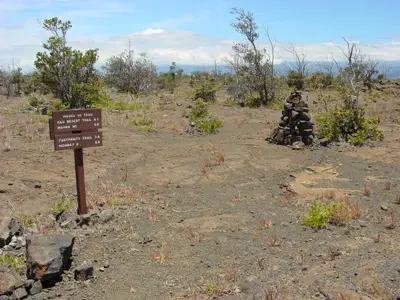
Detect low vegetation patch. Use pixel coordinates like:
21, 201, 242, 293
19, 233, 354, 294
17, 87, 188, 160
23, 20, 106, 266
265, 99, 284, 110
51, 197, 75, 214
194, 77, 217, 102
302, 198, 361, 228
128, 117, 156, 132
302, 201, 332, 228
316, 107, 383, 145
33, 115, 48, 123
17, 212, 41, 228
190, 99, 223, 134
94, 98, 151, 112
206, 282, 226, 296
0, 253, 25, 273
87, 181, 145, 207
244, 96, 262, 108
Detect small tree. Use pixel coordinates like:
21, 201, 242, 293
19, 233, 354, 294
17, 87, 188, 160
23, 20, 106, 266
284, 44, 309, 76
230, 8, 276, 105
0, 62, 23, 97
34, 17, 104, 108
189, 99, 223, 134
315, 38, 383, 145
335, 38, 379, 108
193, 76, 217, 102
287, 71, 305, 90
0, 68, 13, 97
158, 62, 183, 93
308, 72, 333, 90
103, 44, 157, 95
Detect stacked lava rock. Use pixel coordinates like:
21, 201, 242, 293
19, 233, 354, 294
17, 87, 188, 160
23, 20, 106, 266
268, 91, 314, 146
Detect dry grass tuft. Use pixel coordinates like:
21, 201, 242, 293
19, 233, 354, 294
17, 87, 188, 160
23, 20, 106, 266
120, 165, 128, 182
363, 185, 372, 197
252, 232, 260, 241
161, 179, 174, 188
329, 195, 361, 225
201, 160, 212, 175
385, 214, 395, 230
256, 257, 265, 270
280, 187, 299, 207
373, 232, 384, 243
223, 268, 238, 283
320, 189, 337, 200
87, 181, 146, 207
152, 246, 171, 264
36, 215, 57, 234
232, 190, 242, 202
265, 235, 281, 247
328, 247, 341, 261
384, 181, 391, 190
148, 209, 161, 221
259, 217, 272, 230
206, 282, 226, 296
215, 152, 225, 165
187, 228, 202, 243
264, 287, 280, 300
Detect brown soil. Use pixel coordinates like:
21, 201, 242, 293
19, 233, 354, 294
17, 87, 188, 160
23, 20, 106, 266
0, 86, 399, 300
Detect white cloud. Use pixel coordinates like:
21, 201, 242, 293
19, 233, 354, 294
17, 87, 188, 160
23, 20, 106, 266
1, 23, 400, 71
134, 28, 165, 36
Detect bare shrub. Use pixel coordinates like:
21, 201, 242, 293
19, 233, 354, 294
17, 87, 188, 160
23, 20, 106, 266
0, 64, 23, 97
103, 44, 157, 95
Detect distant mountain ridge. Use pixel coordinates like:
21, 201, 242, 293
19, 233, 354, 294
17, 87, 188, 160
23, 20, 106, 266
157, 61, 400, 79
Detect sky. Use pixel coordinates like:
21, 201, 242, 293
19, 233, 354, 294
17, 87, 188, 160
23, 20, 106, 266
1, 0, 400, 71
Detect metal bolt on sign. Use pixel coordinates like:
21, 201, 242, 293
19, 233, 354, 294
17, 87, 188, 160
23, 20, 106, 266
49, 108, 103, 215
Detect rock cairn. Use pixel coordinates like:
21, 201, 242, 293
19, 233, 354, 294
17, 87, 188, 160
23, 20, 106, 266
268, 91, 314, 146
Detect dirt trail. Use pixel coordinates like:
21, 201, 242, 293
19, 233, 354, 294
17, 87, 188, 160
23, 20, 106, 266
1, 93, 399, 299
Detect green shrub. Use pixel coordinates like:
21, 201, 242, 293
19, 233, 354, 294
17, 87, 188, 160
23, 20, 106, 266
70, 80, 111, 108
35, 18, 103, 108
0, 253, 25, 273
22, 72, 47, 95
303, 198, 361, 228
28, 92, 47, 108
287, 71, 305, 90
302, 200, 332, 228
244, 96, 262, 108
128, 117, 156, 132
189, 99, 223, 134
47, 99, 67, 115
316, 107, 384, 145
129, 117, 154, 127
17, 212, 41, 228
266, 99, 284, 110
197, 117, 223, 134
377, 74, 385, 80
33, 116, 48, 123
308, 72, 333, 90
194, 77, 217, 102
51, 197, 74, 214
94, 98, 149, 112
190, 99, 209, 120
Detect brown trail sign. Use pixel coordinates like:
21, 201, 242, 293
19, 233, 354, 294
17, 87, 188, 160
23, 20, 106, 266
49, 108, 103, 215
54, 132, 103, 151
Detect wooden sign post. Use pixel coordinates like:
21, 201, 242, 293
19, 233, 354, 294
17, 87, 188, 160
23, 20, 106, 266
49, 109, 103, 215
